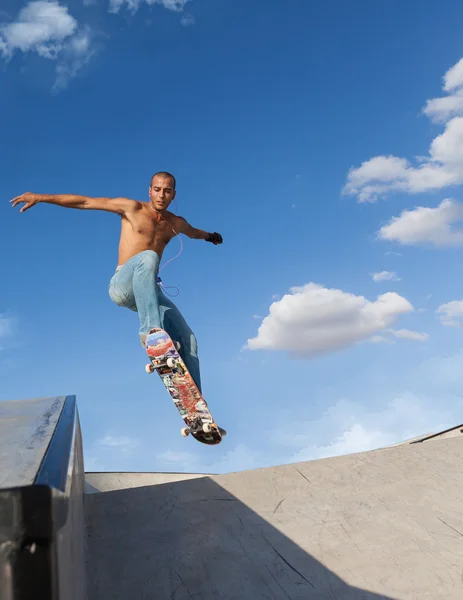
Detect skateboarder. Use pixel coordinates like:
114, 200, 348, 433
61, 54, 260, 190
10, 171, 223, 393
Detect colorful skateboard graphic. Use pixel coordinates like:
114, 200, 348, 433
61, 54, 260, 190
145, 327, 226, 445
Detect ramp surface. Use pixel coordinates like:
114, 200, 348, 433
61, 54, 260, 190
85, 435, 463, 599
0, 396, 66, 488
0, 395, 87, 600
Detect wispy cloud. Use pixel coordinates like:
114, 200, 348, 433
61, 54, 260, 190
0, 313, 17, 351
271, 349, 463, 464
0, 1, 97, 90
285, 392, 453, 464
180, 13, 195, 27
156, 449, 197, 465
371, 271, 401, 282
245, 283, 414, 358
389, 328, 429, 342
368, 328, 428, 344
423, 58, 463, 124
85, 434, 141, 470
342, 55, 463, 203
53, 25, 97, 92
156, 444, 265, 474
97, 435, 140, 452
0, 314, 14, 339
436, 299, 463, 327
368, 335, 393, 344
108, 0, 189, 15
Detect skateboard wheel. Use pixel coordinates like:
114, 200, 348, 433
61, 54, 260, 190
145, 363, 155, 374
181, 427, 190, 437
166, 358, 177, 368
202, 423, 212, 433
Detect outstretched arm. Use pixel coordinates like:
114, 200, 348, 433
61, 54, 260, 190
10, 192, 140, 216
176, 217, 223, 244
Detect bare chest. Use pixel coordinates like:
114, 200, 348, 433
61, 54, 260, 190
125, 211, 175, 242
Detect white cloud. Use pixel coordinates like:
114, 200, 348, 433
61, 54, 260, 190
436, 299, 463, 327
206, 444, 264, 474
371, 271, 400, 282
0, 314, 17, 351
109, 0, 189, 15
155, 444, 264, 475
389, 328, 429, 342
423, 90, 463, 125
245, 283, 413, 358
342, 55, 463, 203
180, 13, 195, 27
368, 335, 392, 344
378, 198, 463, 247
421, 350, 463, 388
97, 435, 140, 452
368, 328, 428, 343
0, 1, 96, 90
343, 118, 463, 203
0, 1, 77, 59
293, 422, 391, 462
0, 314, 14, 339
238, 352, 463, 470
423, 58, 463, 123
272, 345, 463, 462
285, 391, 455, 464
85, 434, 141, 470
52, 26, 97, 92
156, 449, 197, 464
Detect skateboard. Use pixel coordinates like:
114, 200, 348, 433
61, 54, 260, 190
144, 327, 226, 445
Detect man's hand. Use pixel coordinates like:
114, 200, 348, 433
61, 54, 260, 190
206, 232, 223, 245
10, 192, 42, 213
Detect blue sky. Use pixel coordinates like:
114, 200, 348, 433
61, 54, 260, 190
2, 0, 463, 474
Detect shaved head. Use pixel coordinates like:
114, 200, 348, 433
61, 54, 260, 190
150, 171, 176, 190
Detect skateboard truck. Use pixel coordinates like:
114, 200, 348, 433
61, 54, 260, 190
181, 421, 221, 437
145, 356, 179, 373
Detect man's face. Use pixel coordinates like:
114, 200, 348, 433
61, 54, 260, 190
149, 176, 176, 212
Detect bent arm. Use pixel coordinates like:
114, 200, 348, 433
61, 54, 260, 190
175, 217, 223, 245
177, 217, 210, 240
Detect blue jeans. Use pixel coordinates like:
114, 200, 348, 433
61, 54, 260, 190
108, 250, 202, 392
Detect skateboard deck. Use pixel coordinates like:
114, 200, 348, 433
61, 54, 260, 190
145, 327, 225, 445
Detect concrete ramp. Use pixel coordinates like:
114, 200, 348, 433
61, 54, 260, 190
2, 395, 462, 599
0, 396, 87, 600
85, 434, 463, 599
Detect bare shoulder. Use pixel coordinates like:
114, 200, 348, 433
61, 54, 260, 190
113, 197, 144, 216
121, 197, 144, 211
170, 213, 189, 231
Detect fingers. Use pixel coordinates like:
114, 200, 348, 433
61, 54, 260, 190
10, 193, 30, 211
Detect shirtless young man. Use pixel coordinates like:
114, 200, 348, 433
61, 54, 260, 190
10, 171, 223, 392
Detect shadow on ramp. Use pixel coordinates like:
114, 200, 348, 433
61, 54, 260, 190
85, 475, 399, 600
